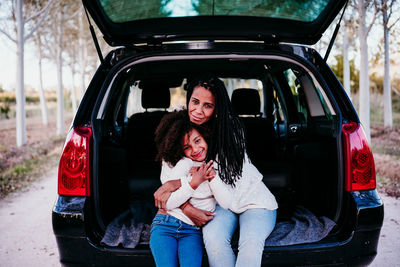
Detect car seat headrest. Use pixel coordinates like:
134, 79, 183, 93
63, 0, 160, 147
231, 88, 261, 116
141, 84, 170, 110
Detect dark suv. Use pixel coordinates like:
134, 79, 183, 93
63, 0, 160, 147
52, 0, 383, 266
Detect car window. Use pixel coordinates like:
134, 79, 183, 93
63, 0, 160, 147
284, 68, 334, 120
285, 69, 310, 122
126, 77, 264, 119
99, 0, 330, 23
226, 78, 264, 114
126, 80, 187, 119
126, 81, 144, 117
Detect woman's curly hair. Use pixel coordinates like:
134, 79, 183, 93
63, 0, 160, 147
155, 110, 210, 167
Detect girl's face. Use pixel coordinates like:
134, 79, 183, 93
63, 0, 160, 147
188, 86, 215, 125
182, 129, 208, 162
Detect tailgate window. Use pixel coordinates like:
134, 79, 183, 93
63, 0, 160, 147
99, 0, 330, 23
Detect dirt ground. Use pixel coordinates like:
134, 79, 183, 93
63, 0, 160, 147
0, 168, 59, 267
371, 126, 400, 198
0, 115, 71, 171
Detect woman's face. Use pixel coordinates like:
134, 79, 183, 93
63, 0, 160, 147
182, 129, 208, 162
188, 86, 215, 125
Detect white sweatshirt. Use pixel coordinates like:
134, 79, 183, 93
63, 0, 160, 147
160, 156, 278, 225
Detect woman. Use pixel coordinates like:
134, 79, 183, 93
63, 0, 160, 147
154, 73, 278, 267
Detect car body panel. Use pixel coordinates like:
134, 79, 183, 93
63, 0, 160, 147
53, 190, 383, 266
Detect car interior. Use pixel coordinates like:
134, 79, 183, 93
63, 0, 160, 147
94, 57, 340, 241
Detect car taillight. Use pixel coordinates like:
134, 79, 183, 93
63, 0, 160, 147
58, 126, 92, 196
342, 122, 376, 191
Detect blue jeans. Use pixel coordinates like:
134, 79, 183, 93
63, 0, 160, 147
202, 206, 277, 267
150, 214, 203, 267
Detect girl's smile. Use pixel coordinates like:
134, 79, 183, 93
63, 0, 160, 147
182, 129, 208, 162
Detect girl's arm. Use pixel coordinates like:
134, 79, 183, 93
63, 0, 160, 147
154, 161, 182, 209
163, 159, 196, 210
165, 160, 214, 210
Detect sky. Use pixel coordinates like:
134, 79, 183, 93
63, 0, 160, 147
0, 31, 61, 92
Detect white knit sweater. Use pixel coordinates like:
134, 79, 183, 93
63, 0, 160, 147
160, 156, 278, 225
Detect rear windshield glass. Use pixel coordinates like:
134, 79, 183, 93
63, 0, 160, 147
99, 0, 330, 23
126, 78, 263, 118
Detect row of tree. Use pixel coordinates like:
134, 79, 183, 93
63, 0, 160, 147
0, 0, 399, 146
335, 0, 399, 140
0, 0, 99, 146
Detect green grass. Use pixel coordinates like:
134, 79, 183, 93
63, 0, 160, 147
0, 138, 63, 199
351, 92, 400, 130
377, 174, 400, 198
372, 145, 400, 158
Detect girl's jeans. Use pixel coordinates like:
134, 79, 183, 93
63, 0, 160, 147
202, 205, 277, 267
150, 214, 203, 267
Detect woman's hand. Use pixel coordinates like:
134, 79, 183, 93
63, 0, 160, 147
154, 180, 181, 209
181, 202, 215, 226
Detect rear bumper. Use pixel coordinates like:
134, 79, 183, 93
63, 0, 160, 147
53, 190, 383, 267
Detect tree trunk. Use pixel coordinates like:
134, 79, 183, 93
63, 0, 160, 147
56, 12, 65, 135
358, 0, 371, 141
79, 10, 87, 100
16, 0, 26, 147
70, 63, 77, 114
383, 7, 392, 129
37, 35, 49, 125
343, 26, 351, 99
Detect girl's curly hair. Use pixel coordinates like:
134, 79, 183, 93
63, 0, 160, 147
155, 110, 210, 166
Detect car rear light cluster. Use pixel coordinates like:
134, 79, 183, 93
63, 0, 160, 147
58, 126, 92, 196
342, 122, 376, 191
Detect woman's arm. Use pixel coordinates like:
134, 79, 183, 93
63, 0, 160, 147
181, 202, 215, 226
154, 179, 181, 209
208, 173, 233, 210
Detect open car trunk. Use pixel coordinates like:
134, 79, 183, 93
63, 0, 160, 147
91, 49, 345, 249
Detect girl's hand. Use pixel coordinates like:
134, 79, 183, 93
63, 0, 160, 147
189, 166, 199, 176
154, 180, 181, 209
204, 161, 216, 181
190, 161, 214, 189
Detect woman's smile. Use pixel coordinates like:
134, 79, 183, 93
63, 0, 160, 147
190, 114, 204, 122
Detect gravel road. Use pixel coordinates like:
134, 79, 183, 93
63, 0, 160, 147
0, 168, 398, 267
0, 168, 59, 267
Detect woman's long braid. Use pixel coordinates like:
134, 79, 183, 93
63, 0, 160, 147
187, 74, 246, 186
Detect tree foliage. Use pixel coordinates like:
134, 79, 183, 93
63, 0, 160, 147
331, 54, 360, 94
99, 0, 172, 22
193, 0, 329, 21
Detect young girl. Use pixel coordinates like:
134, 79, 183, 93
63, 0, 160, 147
150, 110, 216, 267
